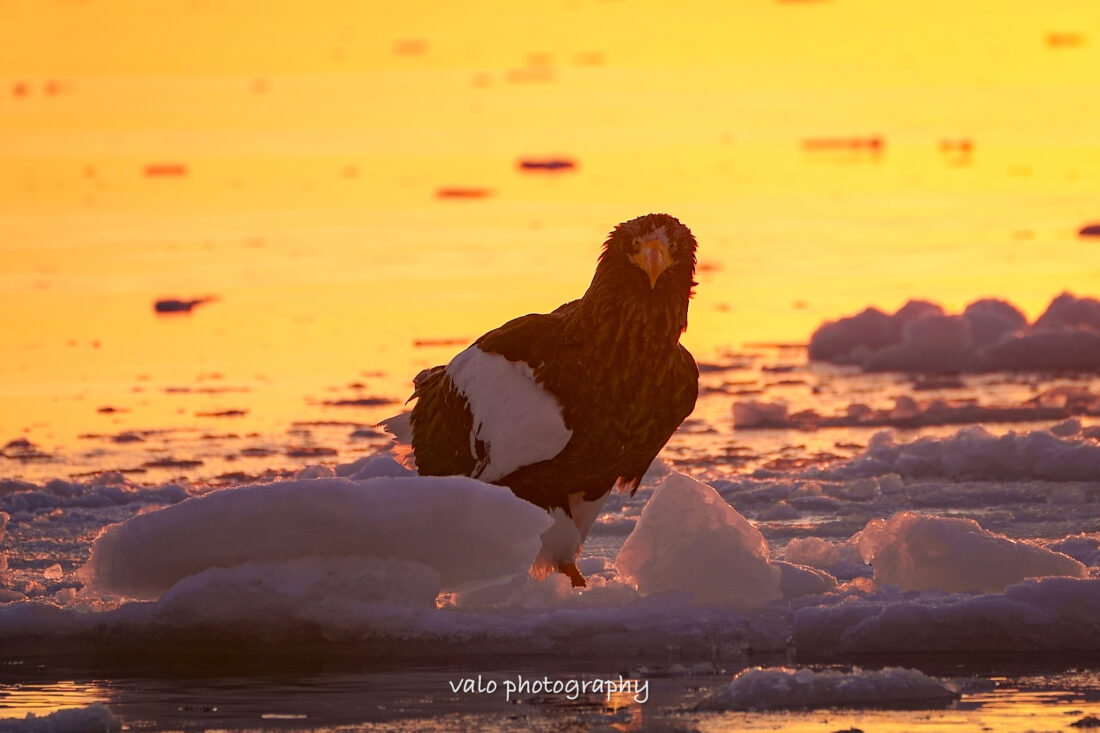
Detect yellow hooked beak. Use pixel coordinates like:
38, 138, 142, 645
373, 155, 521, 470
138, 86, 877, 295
631, 239, 672, 289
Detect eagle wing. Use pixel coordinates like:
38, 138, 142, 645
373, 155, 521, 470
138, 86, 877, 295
402, 310, 575, 483
614, 343, 699, 492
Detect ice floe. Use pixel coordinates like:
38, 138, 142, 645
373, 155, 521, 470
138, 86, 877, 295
615, 472, 782, 609
698, 665, 958, 711
0, 702, 120, 733
810, 292, 1100, 373
733, 387, 1100, 431
81, 475, 552, 598
855, 511, 1087, 592
817, 425, 1100, 482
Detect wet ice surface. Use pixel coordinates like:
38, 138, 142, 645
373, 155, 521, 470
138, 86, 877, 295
3, 664, 1100, 732
3, 346, 1100, 730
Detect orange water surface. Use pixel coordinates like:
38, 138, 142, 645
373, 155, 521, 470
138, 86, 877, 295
2, 0, 1099, 464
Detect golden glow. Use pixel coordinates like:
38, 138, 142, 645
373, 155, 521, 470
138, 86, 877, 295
2, 0, 1099, 461
0, 680, 110, 719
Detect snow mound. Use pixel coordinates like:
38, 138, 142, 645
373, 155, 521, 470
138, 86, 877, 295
809, 292, 1100, 372
615, 472, 781, 609
82, 475, 553, 598
699, 666, 958, 711
0, 702, 120, 733
856, 512, 1087, 593
821, 426, 1100, 482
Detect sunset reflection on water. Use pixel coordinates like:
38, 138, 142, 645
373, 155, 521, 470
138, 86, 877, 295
2, 0, 1098, 467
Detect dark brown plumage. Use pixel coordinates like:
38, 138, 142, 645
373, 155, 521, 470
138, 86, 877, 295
386, 213, 699, 586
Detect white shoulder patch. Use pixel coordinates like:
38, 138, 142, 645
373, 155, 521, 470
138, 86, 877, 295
446, 345, 572, 482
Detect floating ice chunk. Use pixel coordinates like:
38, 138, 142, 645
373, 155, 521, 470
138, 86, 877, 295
0, 476, 188, 514
1034, 292, 1100, 331
732, 401, 788, 428
1051, 418, 1083, 437
855, 512, 1088, 593
865, 313, 976, 373
809, 292, 1100, 372
987, 327, 1100, 371
615, 473, 781, 609
0, 702, 120, 732
783, 537, 867, 580
830, 477, 879, 500
698, 666, 958, 711
82, 476, 553, 599
821, 426, 1100, 482
774, 561, 838, 600
808, 306, 901, 363
963, 298, 1027, 346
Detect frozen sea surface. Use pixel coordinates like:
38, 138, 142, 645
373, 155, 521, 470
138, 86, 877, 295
2, 353, 1100, 729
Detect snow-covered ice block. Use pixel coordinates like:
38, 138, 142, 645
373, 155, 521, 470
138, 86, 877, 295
152, 556, 443, 629
774, 561, 838, 600
784, 536, 866, 578
0, 702, 120, 732
732, 401, 787, 428
856, 511, 1088, 592
82, 476, 553, 599
615, 472, 781, 609
698, 666, 958, 711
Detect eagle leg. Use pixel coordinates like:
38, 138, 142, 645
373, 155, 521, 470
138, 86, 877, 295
558, 562, 587, 588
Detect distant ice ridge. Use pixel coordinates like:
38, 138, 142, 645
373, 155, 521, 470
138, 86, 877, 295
0, 702, 120, 733
0, 471, 188, 515
817, 424, 1100, 482
732, 388, 1100, 430
698, 666, 958, 711
809, 292, 1100, 372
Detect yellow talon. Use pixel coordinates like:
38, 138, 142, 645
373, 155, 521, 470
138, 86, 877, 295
558, 562, 587, 588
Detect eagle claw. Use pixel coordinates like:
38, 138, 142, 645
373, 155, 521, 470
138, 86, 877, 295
558, 562, 587, 588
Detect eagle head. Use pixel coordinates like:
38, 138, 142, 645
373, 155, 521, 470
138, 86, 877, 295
603, 213, 697, 293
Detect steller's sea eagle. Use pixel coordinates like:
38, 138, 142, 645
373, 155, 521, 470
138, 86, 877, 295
383, 213, 699, 587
